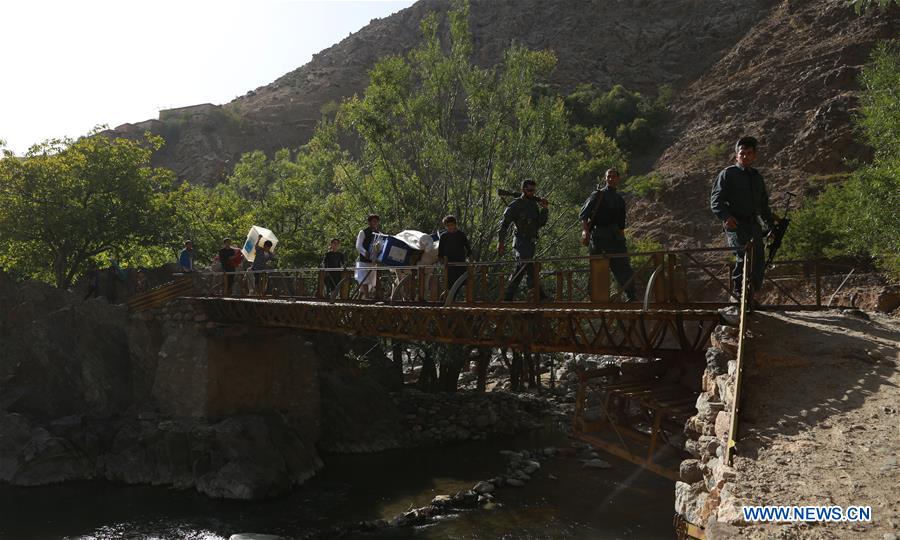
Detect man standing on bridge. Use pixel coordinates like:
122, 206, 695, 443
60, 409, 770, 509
579, 168, 637, 301
498, 179, 549, 301
710, 136, 776, 302
355, 214, 381, 298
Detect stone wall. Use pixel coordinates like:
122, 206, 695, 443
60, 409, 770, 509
134, 299, 321, 438
675, 316, 741, 533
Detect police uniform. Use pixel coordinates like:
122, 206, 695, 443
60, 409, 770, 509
710, 164, 774, 296
579, 186, 636, 300
498, 195, 548, 300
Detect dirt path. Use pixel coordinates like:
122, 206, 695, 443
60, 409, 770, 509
724, 310, 899, 539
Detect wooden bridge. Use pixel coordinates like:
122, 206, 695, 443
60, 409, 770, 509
135, 246, 849, 482
172, 246, 839, 357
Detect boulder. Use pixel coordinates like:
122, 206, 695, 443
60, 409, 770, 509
675, 481, 709, 526
680, 459, 703, 483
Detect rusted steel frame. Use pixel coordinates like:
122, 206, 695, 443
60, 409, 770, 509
196, 298, 722, 320
196, 300, 715, 356
762, 273, 803, 305
572, 431, 679, 482
684, 252, 732, 295
460, 246, 737, 268
691, 320, 717, 351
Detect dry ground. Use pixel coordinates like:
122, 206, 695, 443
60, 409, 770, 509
721, 310, 899, 539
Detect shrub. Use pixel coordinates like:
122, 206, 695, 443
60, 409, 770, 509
622, 172, 666, 198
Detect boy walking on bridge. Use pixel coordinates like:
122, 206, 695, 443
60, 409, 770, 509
438, 215, 472, 293
710, 136, 777, 302
322, 238, 345, 294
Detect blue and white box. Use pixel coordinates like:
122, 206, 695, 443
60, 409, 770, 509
374, 233, 415, 266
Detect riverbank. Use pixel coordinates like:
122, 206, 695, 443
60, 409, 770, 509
0, 424, 675, 540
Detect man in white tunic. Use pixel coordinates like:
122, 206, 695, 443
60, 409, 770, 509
355, 214, 381, 297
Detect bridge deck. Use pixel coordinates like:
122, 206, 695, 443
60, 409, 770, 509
194, 297, 722, 358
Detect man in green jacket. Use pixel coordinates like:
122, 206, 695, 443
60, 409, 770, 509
498, 179, 549, 301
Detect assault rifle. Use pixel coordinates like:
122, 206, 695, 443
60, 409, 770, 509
497, 188, 549, 205
765, 191, 796, 267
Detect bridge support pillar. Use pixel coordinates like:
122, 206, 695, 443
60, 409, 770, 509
151, 322, 320, 438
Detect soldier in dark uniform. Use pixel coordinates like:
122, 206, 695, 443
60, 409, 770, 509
579, 168, 637, 301
710, 136, 776, 301
498, 179, 549, 301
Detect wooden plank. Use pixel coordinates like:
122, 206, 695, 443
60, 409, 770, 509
590, 257, 610, 303
725, 246, 751, 465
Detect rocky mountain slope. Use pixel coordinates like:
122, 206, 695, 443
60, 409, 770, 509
111, 0, 780, 184
636, 0, 897, 247
110, 0, 896, 246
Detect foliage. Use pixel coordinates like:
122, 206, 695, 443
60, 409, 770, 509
0, 131, 177, 288
152, 1, 657, 269
575, 129, 628, 194
621, 172, 666, 198
702, 142, 731, 162
564, 83, 672, 155
849, 0, 899, 13
563, 83, 671, 193
781, 41, 900, 278
179, 0, 597, 265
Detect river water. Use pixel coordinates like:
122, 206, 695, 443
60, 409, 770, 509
0, 427, 674, 539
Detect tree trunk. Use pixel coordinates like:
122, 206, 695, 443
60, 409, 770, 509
476, 347, 490, 392
510, 350, 522, 391
390, 340, 405, 389
418, 348, 438, 392
438, 344, 465, 392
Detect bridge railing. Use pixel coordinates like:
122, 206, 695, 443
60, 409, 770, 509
180, 246, 853, 308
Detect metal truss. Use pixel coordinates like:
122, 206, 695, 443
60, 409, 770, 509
194, 298, 720, 358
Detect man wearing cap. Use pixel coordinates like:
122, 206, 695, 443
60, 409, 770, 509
178, 240, 194, 272
498, 179, 549, 301
579, 168, 637, 301
710, 136, 776, 302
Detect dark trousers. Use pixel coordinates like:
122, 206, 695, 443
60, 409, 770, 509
447, 264, 466, 290
223, 269, 234, 295
254, 272, 268, 295
590, 229, 636, 300
504, 239, 542, 301
325, 271, 341, 294
726, 222, 765, 295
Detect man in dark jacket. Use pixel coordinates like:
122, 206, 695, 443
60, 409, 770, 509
710, 136, 776, 301
498, 179, 549, 301
579, 168, 637, 301
438, 215, 472, 293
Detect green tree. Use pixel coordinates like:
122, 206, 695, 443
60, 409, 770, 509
0, 131, 176, 288
332, 0, 583, 258
782, 41, 899, 277
849, 0, 898, 12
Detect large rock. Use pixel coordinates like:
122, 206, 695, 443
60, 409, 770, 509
675, 481, 709, 526
100, 414, 322, 500
0, 276, 133, 420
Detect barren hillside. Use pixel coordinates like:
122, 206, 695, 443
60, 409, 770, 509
109, 0, 896, 247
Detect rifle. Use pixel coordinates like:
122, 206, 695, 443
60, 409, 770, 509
765, 191, 795, 267
497, 188, 549, 205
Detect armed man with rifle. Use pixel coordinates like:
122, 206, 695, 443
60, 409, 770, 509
498, 179, 549, 301
579, 168, 637, 301
710, 136, 779, 303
